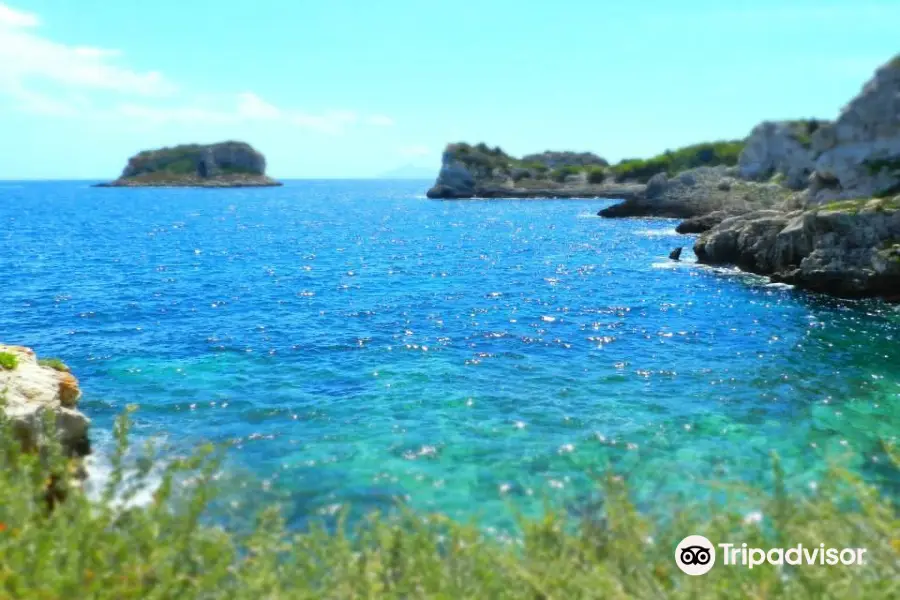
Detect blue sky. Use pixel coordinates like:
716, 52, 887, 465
0, 0, 896, 179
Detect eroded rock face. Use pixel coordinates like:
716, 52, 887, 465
739, 121, 822, 189
426, 150, 477, 198
598, 166, 792, 219
0, 345, 90, 458
807, 57, 900, 202
694, 198, 900, 297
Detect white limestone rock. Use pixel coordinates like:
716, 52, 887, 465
0, 345, 90, 457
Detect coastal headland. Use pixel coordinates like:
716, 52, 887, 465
425, 54, 900, 299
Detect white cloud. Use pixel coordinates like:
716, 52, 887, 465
0, 3, 394, 135
0, 3, 38, 28
367, 114, 395, 126
290, 110, 358, 134
237, 92, 281, 119
398, 144, 431, 157
0, 4, 175, 101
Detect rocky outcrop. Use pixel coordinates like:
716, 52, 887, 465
96, 141, 282, 188
805, 56, 900, 203
738, 120, 825, 189
598, 166, 793, 219
694, 197, 900, 297
0, 345, 90, 458
675, 210, 736, 234
426, 143, 644, 200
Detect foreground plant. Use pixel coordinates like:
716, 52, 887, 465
0, 411, 897, 599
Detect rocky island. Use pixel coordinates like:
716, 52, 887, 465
96, 141, 282, 188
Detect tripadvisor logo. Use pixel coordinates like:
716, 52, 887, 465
675, 535, 868, 575
675, 535, 716, 576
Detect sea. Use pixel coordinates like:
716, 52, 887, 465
1, 179, 897, 531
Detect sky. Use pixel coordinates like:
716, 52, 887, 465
0, 0, 897, 179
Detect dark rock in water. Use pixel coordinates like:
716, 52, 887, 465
95, 141, 282, 188
669, 247, 683, 261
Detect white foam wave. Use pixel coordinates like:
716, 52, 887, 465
651, 259, 697, 269
635, 228, 679, 238
84, 454, 161, 508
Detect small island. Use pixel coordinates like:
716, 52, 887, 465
95, 141, 282, 188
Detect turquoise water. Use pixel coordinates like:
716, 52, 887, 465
1, 180, 897, 528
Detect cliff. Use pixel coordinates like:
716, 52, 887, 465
694, 197, 900, 298
687, 55, 900, 297
97, 141, 282, 188
0, 344, 90, 460
425, 142, 644, 200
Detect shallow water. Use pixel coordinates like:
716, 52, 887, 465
1, 180, 897, 528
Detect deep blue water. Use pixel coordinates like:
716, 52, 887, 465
1, 180, 897, 529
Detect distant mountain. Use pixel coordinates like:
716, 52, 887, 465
377, 164, 436, 179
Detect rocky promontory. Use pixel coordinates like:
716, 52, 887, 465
0, 345, 90, 459
694, 197, 900, 298
426, 143, 644, 200
596, 166, 793, 220
96, 141, 282, 188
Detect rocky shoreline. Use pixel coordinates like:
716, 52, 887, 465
96, 141, 283, 188
0, 344, 91, 463
95, 174, 282, 188
425, 54, 900, 299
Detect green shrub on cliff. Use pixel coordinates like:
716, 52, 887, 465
550, 165, 583, 182
612, 140, 745, 183
0, 351, 18, 370
0, 410, 897, 599
586, 166, 608, 184
38, 358, 70, 372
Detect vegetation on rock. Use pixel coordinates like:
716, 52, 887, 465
611, 141, 745, 183
38, 358, 70, 373
0, 410, 897, 598
0, 351, 18, 370
586, 166, 608, 184
784, 119, 827, 149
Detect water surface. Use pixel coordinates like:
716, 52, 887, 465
1, 180, 897, 528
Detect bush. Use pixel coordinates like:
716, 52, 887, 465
0, 351, 18, 370
38, 358, 70, 372
0, 410, 897, 599
586, 166, 608, 184
550, 165, 582, 183
612, 141, 745, 183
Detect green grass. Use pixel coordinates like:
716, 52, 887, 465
0, 410, 897, 599
0, 351, 18, 370
819, 197, 900, 214
38, 358, 70, 372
